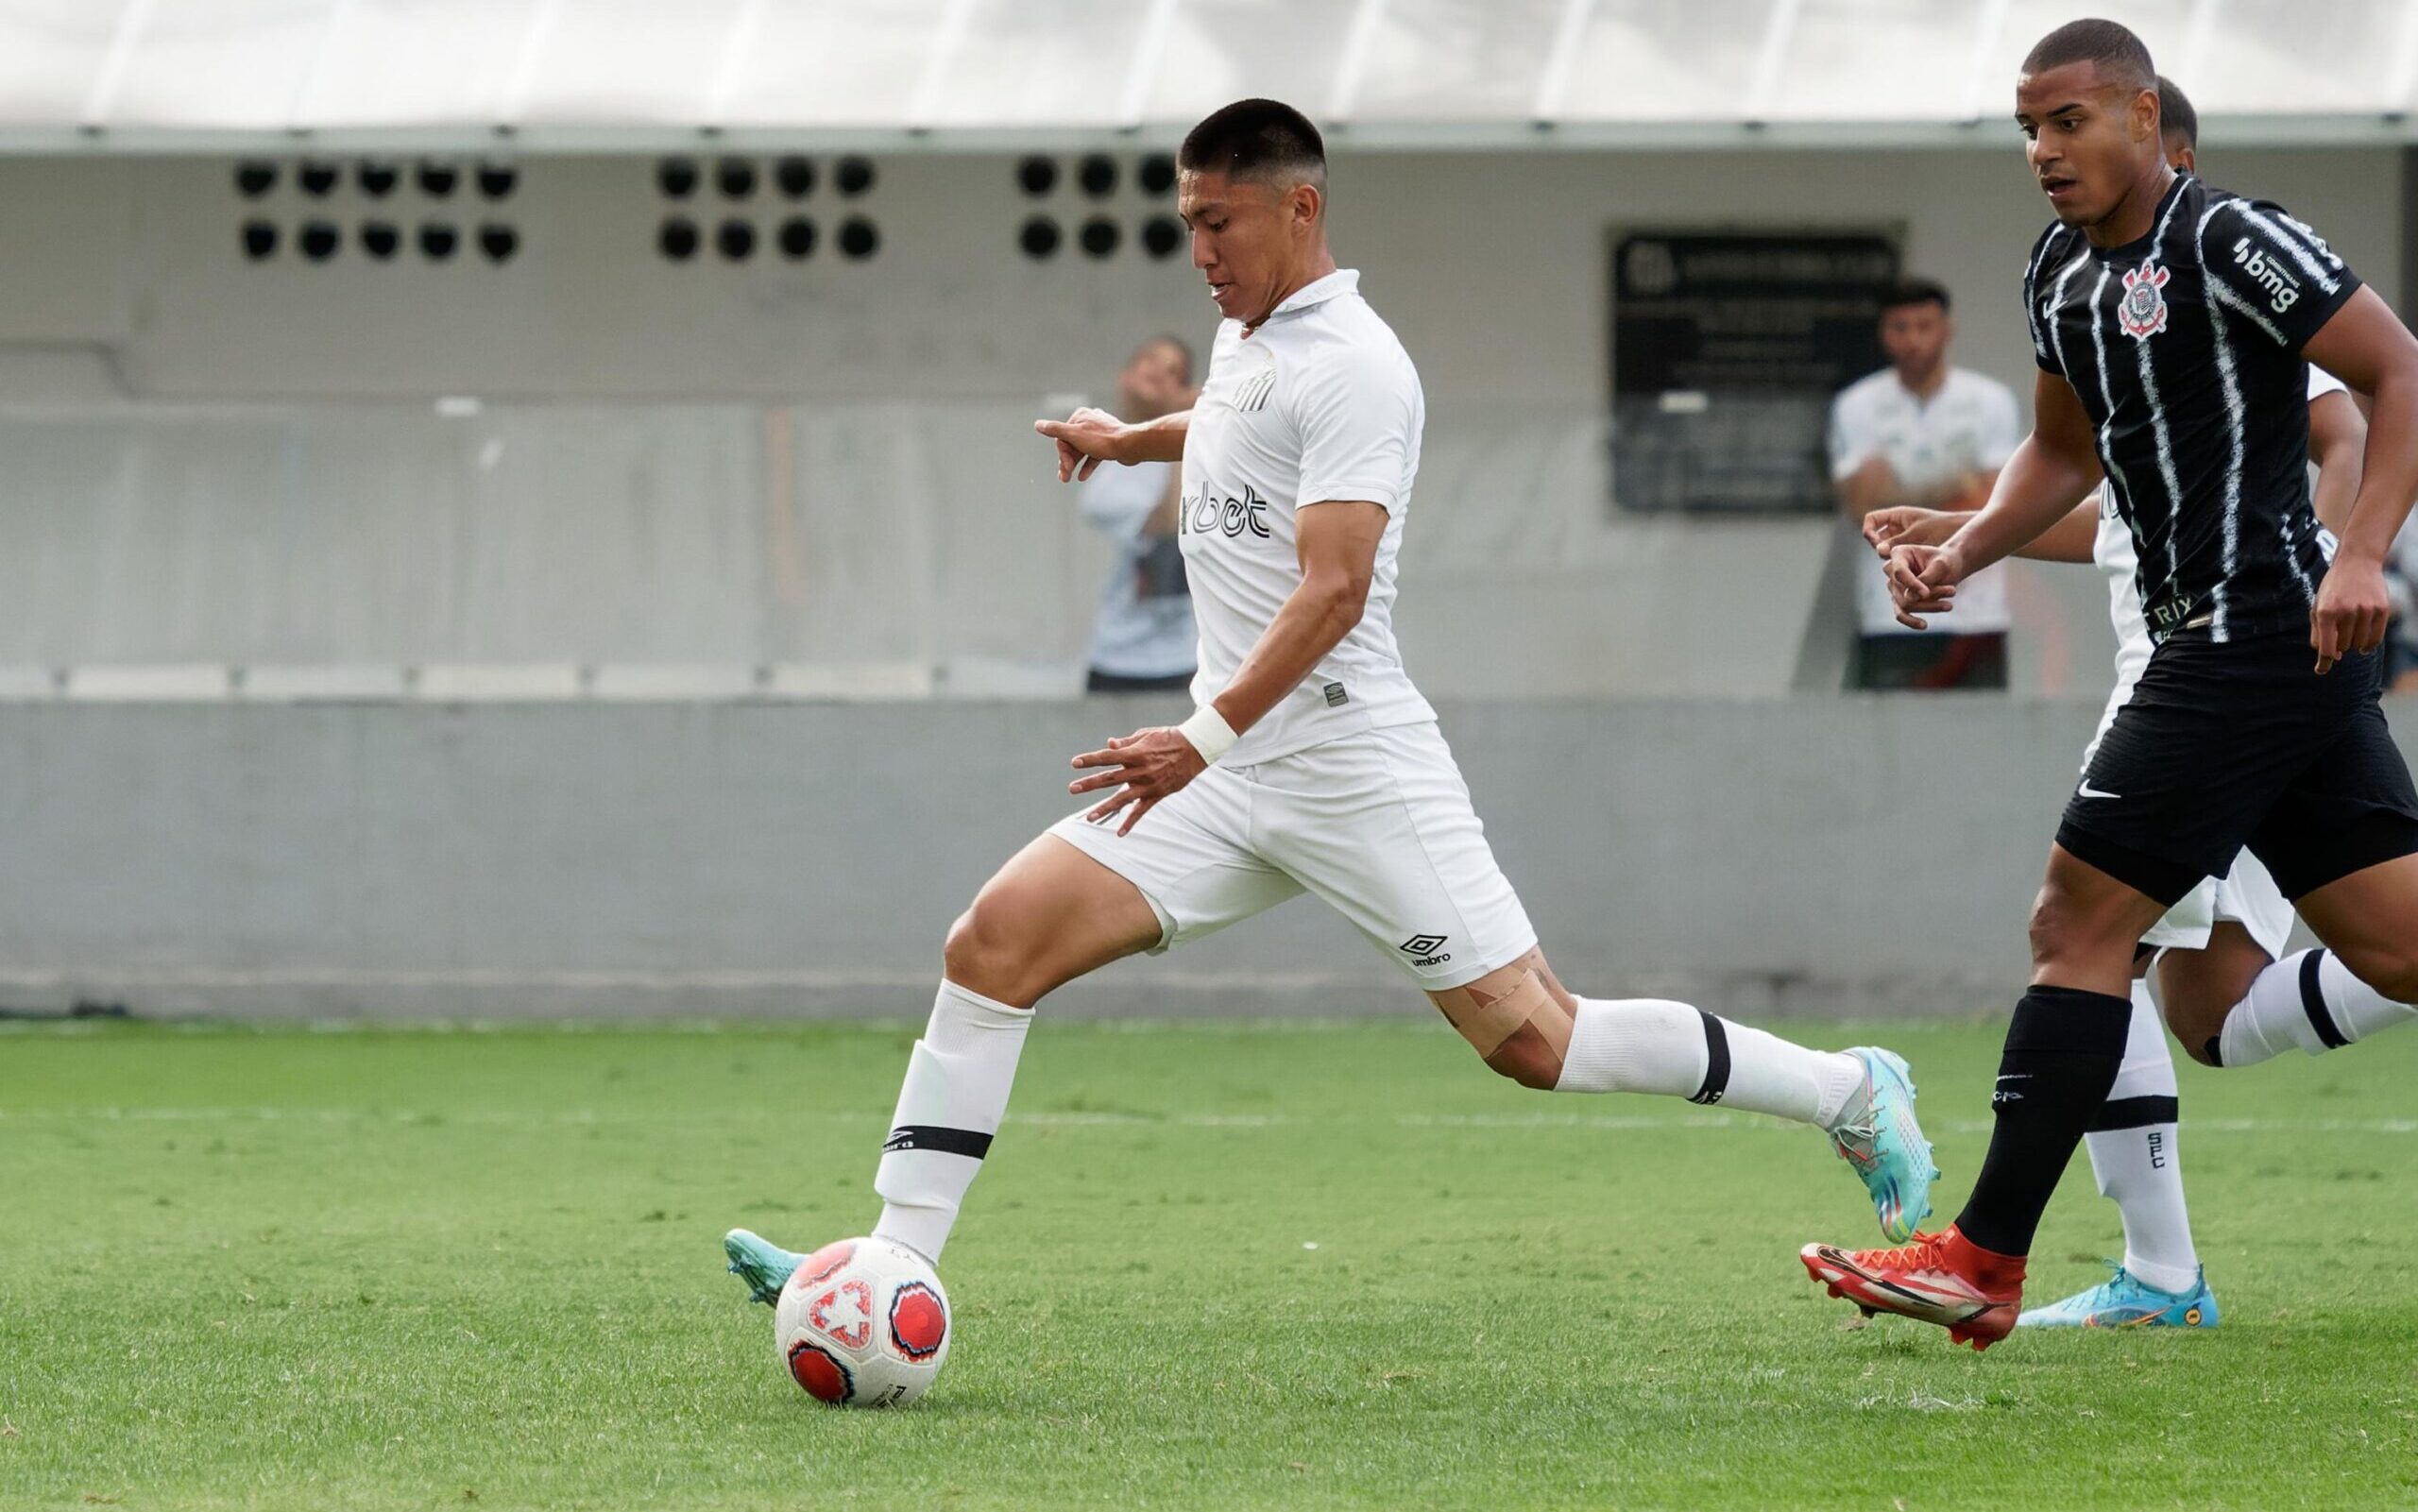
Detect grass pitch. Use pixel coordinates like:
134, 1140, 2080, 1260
4, 1013, 2414, 1510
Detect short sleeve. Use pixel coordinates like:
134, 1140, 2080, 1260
1291, 343, 1417, 512
2199, 197, 2361, 351
2022, 225, 2064, 374
1828, 385, 1873, 480
1974, 379, 2021, 471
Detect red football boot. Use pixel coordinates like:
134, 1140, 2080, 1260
1799, 1225, 2027, 1351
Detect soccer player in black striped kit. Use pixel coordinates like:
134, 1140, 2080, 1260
1802, 18, 2418, 1349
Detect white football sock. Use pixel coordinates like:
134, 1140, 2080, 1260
1555, 996, 1865, 1130
2083, 979, 2198, 1297
872, 979, 1032, 1264
2216, 948, 2418, 1068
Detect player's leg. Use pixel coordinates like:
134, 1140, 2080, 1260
1431, 948, 1935, 1241
2159, 923, 2279, 1065
2215, 697, 2418, 1066
1253, 722, 1935, 1239
2022, 947, 2214, 1327
2231, 854, 2418, 1062
867, 835, 1167, 1263
1805, 636, 2272, 1347
1802, 843, 2171, 1347
729, 768, 1301, 1301
726, 835, 1166, 1300
1427, 947, 1859, 1122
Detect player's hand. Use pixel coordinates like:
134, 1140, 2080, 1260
1033, 406, 1129, 484
1884, 543, 1963, 631
2309, 552, 2392, 675
1068, 726, 1206, 836
1863, 506, 1959, 556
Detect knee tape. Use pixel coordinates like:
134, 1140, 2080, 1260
1437, 968, 1571, 1058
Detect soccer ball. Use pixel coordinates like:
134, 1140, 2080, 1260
774, 1236, 951, 1407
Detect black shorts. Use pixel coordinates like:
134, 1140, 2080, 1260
2057, 627, 2418, 906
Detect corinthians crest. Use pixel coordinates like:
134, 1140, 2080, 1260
2117, 257, 2171, 340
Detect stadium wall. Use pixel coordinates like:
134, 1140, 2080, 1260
4, 695, 2409, 1023
0, 146, 2396, 698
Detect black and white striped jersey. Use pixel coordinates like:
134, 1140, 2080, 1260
2024, 174, 2360, 644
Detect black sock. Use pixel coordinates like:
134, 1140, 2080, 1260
1952, 985, 2132, 1257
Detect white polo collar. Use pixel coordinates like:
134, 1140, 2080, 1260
1255, 267, 1359, 326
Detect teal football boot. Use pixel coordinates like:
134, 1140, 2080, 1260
2017, 1262, 2220, 1329
724, 1228, 805, 1307
1828, 1047, 1939, 1244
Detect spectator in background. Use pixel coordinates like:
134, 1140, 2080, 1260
1830, 279, 2020, 689
1080, 335, 1198, 691
2389, 512, 2418, 691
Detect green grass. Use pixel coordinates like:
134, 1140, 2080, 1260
3, 1014, 2414, 1511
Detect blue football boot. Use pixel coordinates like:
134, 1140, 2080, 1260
2017, 1262, 2220, 1329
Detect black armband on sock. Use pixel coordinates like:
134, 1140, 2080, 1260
1688, 1010, 1730, 1106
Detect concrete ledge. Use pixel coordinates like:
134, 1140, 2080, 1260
0, 695, 2398, 1020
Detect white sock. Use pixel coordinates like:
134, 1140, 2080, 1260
2083, 978, 2198, 1296
872, 980, 1032, 1263
1554, 996, 1865, 1129
2217, 948, 2418, 1068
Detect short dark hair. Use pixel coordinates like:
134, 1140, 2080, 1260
1177, 98, 1326, 186
2157, 75, 2198, 150
1142, 333, 1196, 383
2021, 19, 2156, 94
1880, 278, 1951, 316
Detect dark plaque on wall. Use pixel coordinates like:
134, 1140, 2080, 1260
1609, 230, 1899, 514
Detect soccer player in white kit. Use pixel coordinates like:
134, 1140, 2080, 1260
721, 100, 1939, 1315
1860, 75, 2413, 1328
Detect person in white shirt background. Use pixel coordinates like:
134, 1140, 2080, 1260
1080, 335, 1200, 693
1829, 280, 2022, 690
2387, 511, 2418, 692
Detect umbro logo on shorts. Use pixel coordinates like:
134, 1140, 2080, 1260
1399, 933, 1452, 967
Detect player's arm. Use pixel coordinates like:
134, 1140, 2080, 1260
1866, 499, 2098, 565
1068, 502, 1383, 835
1035, 407, 1191, 483
1204, 500, 1384, 730
1884, 372, 2102, 627
2306, 382, 2370, 539
2305, 287, 2418, 670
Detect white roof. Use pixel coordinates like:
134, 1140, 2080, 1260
5, 0, 2416, 150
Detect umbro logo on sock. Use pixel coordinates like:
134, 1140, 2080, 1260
1992, 1073, 2030, 1107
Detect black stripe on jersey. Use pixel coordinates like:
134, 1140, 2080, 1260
2031, 175, 2354, 646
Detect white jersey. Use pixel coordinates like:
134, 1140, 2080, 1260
1179, 268, 1435, 765
1830, 365, 2020, 636
2093, 364, 2350, 715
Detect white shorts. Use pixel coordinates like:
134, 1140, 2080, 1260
1047, 722, 1538, 991
2088, 690, 2294, 960
2143, 852, 2294, 960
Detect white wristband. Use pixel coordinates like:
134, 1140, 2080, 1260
1176, 705, 1239, 764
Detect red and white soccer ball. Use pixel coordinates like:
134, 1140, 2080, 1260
774, 1236, 951, 1408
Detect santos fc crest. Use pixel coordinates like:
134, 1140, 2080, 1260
2117, 257, 2170, 340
